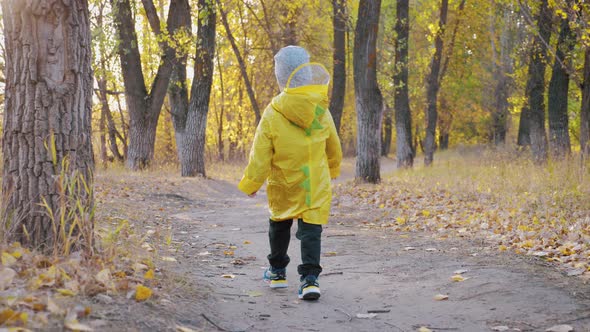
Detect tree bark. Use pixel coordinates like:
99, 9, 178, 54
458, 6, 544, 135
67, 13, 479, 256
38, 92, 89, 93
581, 48, 590, 157
216, 52, 226, 161
180, 0, 217, 177
330, 0, 347, 133
217, 0, 261, 124
1, 0, 94, 252
354, 0, 383, 183
111, 0, 183, 170
522, 0, 551, 163
394, 0, 414, 168
424, 0, 448, 166
548, 2, 575, 158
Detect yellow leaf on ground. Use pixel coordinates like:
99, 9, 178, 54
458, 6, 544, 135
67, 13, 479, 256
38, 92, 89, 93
0, 268, 16, 290
176, 326, 199, 332
65, 320, 94, 331
434, 294, 449, 301
418, 327, 433, 332
95, 269, 112, 287
2, 252, 17, 266
243, 240, 252, 244
499, 245, 507, 251
221, 274, 236, 279
451, 274, 468, 282
57, 288, 77, 296
144, 269, 155, 280
10, 250, 23, 259
135, 284, 153, 301
161, 256, 177, 262
422, 210, 431, 217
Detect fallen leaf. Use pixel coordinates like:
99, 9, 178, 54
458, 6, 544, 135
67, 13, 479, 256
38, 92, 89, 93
453, 269, 468, 274
545, 324, 574, 332
161, 256, 177, 262
417, 327, 432, 332
434, 294, 449, 301
176, 326, 199, 332
243, 240, 252, 244
135, 284, 153, 302
0, 268, 16, 290
221, 274, 235, 279
144, 269, 155, 280
47, 297, 63, 315
56, 288, 77, 296
451, 274, 468, 282
95, 269, 113, 287
355, 313, 377, 319
324, 252, 338, 257
1, 252, 17, 266
491, 326, 510, 331
132, 263, 149, 271
247, 291, 263, 297
197, 251, 211, 256
425, 248, 438, 252
65, 321, 94, 331
404, 247, 416, 251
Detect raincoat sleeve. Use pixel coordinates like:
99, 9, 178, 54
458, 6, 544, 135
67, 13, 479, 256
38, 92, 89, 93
325, 111, 342, 179
238, 115, 273, 195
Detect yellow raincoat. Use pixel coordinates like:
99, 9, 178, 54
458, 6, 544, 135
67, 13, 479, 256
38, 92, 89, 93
238, 63, 342, 225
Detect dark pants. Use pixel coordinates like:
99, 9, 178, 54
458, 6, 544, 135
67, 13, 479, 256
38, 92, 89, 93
267, 218, 323, 277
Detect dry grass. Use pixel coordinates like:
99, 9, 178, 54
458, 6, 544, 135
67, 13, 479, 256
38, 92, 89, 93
336, 148, 590, 277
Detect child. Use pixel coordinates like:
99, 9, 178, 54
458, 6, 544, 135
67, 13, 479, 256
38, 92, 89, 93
238, 46, 342, 300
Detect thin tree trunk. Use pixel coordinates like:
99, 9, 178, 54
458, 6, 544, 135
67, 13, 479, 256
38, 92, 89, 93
330, 0, 347, 133
522, 0, 551, 163
217, 52, 226, 161
424, 0, 449, 166
394, 0, 413, 168
354, 0, 383, 183
217, 0, 261, 123
181, 0, 217, 177
490, 2, 514, 145
111, 0, 183, 170
1, 0, 94, 251
548, 1, 575, 158
381, 104, 393, 156
581, 48, 590, 157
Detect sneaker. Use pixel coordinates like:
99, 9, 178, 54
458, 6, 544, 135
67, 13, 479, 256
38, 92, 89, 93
298, 275, 320, 300
263, 267, 288, 288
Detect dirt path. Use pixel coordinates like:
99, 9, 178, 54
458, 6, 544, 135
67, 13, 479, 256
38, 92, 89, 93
93, 159, 590, 331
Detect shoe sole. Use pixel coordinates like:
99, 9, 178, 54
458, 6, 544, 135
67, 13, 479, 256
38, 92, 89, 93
298, 286, 321, 300
270, 280, 288, 288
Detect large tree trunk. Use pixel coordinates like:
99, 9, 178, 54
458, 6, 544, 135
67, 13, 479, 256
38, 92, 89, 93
548, 2, 575, 158
524, 0, 551, 163
394, 0, 414, 168
111, 0, 183, 170
581, 48, 590, 157
180, 0, 217, 177
217, 0, 261, 123
330, 0, 347, 133
1, 0, 94, 252
354, 0, 383, 184
424, 0, 449, 166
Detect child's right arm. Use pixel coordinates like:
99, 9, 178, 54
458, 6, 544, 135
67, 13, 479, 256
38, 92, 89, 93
238, 116, 273, 195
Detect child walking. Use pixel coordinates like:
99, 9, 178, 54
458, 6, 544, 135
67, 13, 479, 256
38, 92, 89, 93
238, 46, 342, 300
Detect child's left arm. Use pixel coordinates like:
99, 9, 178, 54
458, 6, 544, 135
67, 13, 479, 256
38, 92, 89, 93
325, 111, 343, 179
238, 116, 273, 195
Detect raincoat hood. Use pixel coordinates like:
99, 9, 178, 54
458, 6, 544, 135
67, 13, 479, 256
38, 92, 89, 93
271, 63, 331, 133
